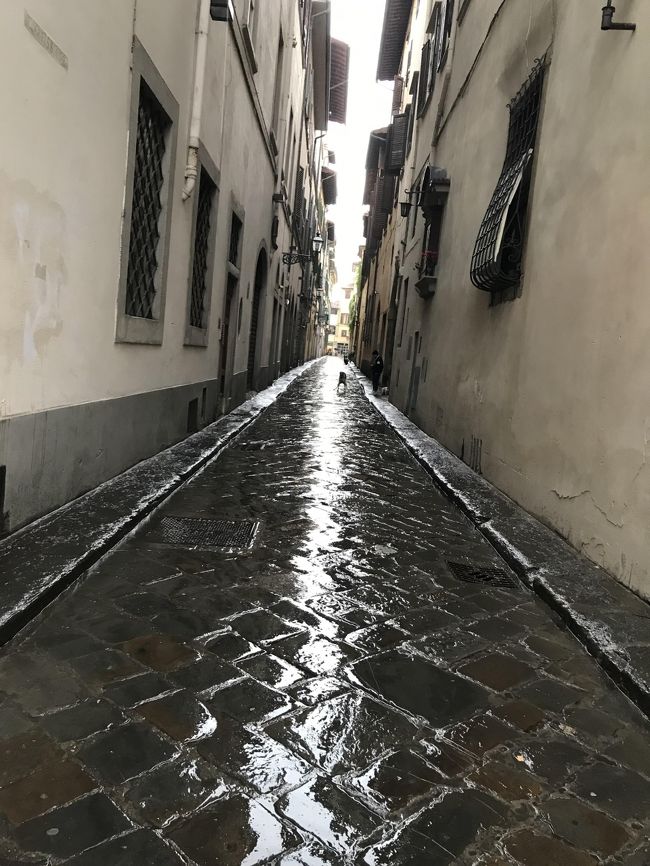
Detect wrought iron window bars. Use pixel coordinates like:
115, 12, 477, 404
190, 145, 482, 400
189, 169, 215, 329
125, 82, 170, 319
470, 57, 546, 294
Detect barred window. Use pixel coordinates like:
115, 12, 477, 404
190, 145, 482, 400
189, 168, 216, 329
125, 81, 170, 319
470, 58, 546, 296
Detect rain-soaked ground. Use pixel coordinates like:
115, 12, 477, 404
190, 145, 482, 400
0, 359, 649, 865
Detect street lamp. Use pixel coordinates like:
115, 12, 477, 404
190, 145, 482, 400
282, 234, 326, 267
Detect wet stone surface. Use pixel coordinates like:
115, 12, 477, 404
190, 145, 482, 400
0, 360, 649, 863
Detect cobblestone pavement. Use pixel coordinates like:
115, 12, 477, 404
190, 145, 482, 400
1, 359, 649, 865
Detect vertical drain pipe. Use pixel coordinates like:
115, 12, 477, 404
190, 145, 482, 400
183, 0, 212, 200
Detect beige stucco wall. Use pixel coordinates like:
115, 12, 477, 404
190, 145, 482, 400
0, 0, 332, 530
387, 0, 650, 598
0, 0, 312, 420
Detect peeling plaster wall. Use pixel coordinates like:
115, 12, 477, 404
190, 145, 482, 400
385, 0, 650, 599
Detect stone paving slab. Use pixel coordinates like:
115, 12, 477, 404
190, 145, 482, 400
0, 360, 649, 864
354, 369, 650, 719
0, 361, 318, 646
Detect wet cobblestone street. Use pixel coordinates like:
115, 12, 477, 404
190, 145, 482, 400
1, 359, 649, 865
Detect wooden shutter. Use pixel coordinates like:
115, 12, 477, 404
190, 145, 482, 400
363, 169, 378, 205
392, 76, 404, 115
380, 175, 396, 212
417, 41, 431, 117
294, 166, 304, 216
385, 113, 409, 175
405, 103, 414, 156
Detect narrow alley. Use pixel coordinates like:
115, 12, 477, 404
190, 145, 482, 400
0, 360, 648, 865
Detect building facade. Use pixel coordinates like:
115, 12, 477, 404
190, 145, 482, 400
0, 0, 347, 532
327, 283, 352, 356
356, 0, 650, 599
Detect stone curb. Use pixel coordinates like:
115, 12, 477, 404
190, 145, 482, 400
0, 360, 320, 646
353, 369, 650, 719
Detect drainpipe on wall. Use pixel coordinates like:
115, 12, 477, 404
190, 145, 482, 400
183, 0, 212, 201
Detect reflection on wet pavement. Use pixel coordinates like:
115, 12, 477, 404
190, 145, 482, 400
0, 359, 649, 864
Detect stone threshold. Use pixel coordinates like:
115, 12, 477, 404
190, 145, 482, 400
354, 369, 650, 719
0, 361, 319, 646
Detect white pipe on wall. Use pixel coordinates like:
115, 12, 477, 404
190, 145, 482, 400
183, 0, 212, 201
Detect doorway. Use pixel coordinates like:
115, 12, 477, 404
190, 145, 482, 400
406, 330, 420, 418
247, 250, 267, 391
219, 274, 237, 410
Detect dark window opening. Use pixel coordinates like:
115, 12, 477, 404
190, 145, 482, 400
470, 57, 546, 297
229, 213, 243, 266
420, 207, 444, 278
398, 278, 409, 347
271, 32, 285, 134
201, 387, 207, 418
438, 0, 455, 70
0, 466, 6, 532
187, 398, 199, 434
125, 81, 171, 319
190, 168, 216, 329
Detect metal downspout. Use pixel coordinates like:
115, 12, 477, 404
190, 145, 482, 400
183, 0, 212, 201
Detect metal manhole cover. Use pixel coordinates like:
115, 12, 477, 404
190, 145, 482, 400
156, 516, 259, 549
447, 561, 520, 590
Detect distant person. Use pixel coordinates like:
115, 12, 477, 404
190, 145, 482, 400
371, 350, 384, 393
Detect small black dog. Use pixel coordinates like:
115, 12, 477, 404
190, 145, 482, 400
337, 371, 347, 394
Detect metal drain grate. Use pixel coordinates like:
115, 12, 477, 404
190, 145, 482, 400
156, 516, 259, 549
447, 561, 520, 590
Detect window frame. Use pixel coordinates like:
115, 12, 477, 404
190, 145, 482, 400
184, 145, 220, 347
115, 38, 179, 346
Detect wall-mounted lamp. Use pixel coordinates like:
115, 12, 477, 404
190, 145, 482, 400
601, 2, 636, 30
398, 187, 420, 218
282, 234, 325, 267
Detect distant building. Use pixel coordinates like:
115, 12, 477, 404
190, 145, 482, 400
0, 0, 348, 532
356, 0, 650, 600
327, 285, 352, 355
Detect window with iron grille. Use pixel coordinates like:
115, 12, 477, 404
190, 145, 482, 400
189, 168, 216, 330
125, 81, 171, 319
470, 57, 546, 297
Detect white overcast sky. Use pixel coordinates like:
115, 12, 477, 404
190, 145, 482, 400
327, 0, 393, 289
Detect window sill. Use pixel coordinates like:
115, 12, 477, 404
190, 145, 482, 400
115, 314, 164, 345
184, 325, 210, 348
